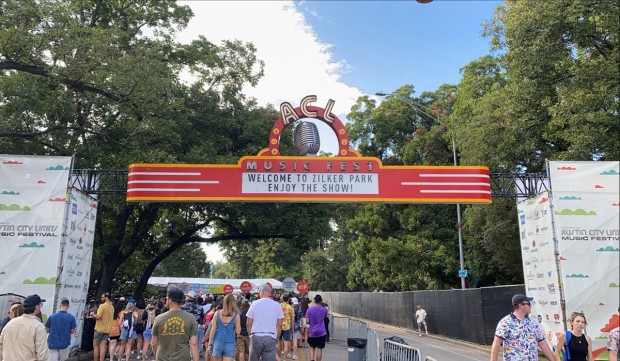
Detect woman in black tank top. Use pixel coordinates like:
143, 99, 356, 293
553, 312, 593, 361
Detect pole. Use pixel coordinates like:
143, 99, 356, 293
452, 137, 466, 290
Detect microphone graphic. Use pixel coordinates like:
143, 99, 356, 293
293, 121, 321, 156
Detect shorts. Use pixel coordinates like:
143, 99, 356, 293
93, 331, 109, 343
143, 329, 152, 339
294, 330, 300, 340
236, 335, 250, 354
308, 336, 326, 349
279, 329, 292, 341
211, 341, 235, 357
110, 335, 120, 341
120, 328, 137, 340
301, 319, 309, 328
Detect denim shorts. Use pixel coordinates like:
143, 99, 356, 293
120, 328, 137, 340
211, 341, 235, 357
143, 329, 152, 339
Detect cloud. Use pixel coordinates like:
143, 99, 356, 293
613, 203, 620, 207
46, 165, 69, 171
48, 197, 66, 202
560, 256, 567, 261
559, 196, 581, 200
596, 246, 620, 252
90, 203, 97, 208
0, 271, 5, 275
37, 180, 46, 184
517, 209, 524, 214
23, 276, 56, 284
19, 242, 45, 248
609, 282, 619, 288
2, 160, 23, 165
594, 184, 604, 189
600, 170, 619, 175
557, 166, 576, 171
554, 208, 597, 216
566, 274, 590, 278
70, 194, 78, 201
538, 197, 548, 204
177, 1, 363, 154
0, 203, 30, 211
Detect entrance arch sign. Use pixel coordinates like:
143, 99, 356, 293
127, 95, 491, 204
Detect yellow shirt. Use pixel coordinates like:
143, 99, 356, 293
280, 303, 294, 331
95, 302, 114, 334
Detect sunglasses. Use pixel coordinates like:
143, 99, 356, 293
520, 302, 531, 306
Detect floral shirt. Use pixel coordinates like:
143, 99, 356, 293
608, 327, 620, 359
280, 302, 294, 331
495, 313, 545, 361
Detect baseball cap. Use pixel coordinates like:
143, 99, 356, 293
291, 297, 299, 305
313, 294, 323, 304
119, 296, 126, 301
187, 290, 197, 298
259, 283, 272, 292
512, 294, 534, 305
167, 287, 185, 302
23, 294, 46, 307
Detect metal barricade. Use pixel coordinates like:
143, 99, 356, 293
331, 315, 350, 342
366, 328, 381, 361
382, 339, 422, 361
349, 318, 368, 339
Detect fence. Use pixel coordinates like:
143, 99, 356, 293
331, 314, 425, 361
383, 339, 422, 361
317, 284, 525, 345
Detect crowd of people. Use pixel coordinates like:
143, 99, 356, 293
80, 284, 330, 361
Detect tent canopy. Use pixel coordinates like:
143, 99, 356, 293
147, 277, 283, 292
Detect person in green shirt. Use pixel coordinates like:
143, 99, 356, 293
151, 287, 199, 361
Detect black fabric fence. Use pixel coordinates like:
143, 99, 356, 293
314, 284, 524, 345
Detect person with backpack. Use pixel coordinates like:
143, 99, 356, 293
553, 312, 593, 361
134, 300, 147, 359
118, 302, 137, 361
490, 294, 555, 361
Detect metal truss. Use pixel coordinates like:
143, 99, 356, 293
70, 169, 549, 199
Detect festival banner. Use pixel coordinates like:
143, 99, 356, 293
56, 187, 98, 351
517, 190, 564, 346
549, 161, 620, 359
0, 155, 72, 319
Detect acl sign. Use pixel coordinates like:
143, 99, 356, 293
127, 95, 491, 204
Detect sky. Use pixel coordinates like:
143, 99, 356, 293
176, 0, 502, 262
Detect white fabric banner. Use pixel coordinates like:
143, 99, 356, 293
55, 188, 97, 351
0, 155, 72, 319
549, 161, 620, 359
517, 190, 564, 346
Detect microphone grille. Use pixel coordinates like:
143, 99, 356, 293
293, 121, 321, 156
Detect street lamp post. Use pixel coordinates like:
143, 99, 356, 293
375, 92, 466, 289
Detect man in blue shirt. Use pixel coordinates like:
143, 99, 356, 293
45, 299, 77, 361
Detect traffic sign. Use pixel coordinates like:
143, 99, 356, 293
223, 284, 233, 294
282, 277, 296, 292
296, 280, 309, 294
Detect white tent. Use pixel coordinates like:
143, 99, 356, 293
147, 277, 283, 293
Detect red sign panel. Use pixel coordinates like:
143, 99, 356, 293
127, 156, 490, 204
223, 284, 234, 294
239, 281, 252, 294
296, 280, 309, 294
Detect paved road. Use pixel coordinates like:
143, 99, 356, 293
366, 320, 492, 361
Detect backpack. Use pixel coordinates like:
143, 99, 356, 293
563, 331, 571, 361
122, 311, 133, 330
